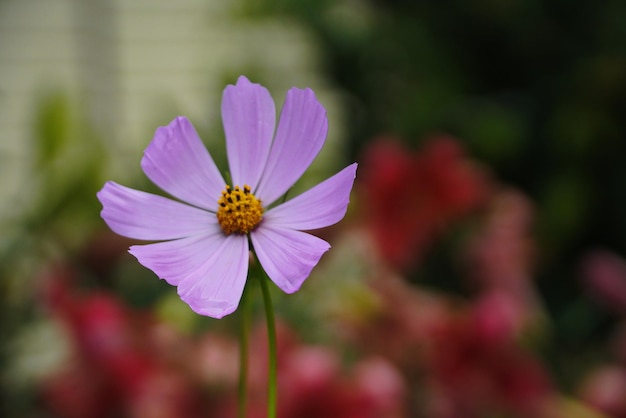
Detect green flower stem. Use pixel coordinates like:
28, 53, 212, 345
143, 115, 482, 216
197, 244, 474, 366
259, 270, 278, 418
238, 283, 251, 418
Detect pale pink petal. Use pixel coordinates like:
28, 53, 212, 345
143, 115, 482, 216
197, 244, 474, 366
222, 76, 275, 189
141, 116, 225, 211
264, 163, 357, 230
251, 225, 330, 294
128, 224, 225, 286
97, 181, 216, 241
177, 234, 249, 318
255, 87, 328, 205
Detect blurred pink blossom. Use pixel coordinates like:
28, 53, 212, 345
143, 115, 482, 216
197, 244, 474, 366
581, 250, 626, 315
40, 266, 206, 418
337, 268, 553, 417
580, 365, 626, 418
464, 189, 535, 292
240, 320, 407, 418
463, 189, 542, 340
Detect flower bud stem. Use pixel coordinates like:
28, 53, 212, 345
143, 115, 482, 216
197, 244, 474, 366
259, 269, 277, 418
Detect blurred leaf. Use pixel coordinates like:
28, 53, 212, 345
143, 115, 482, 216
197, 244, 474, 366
27, 91, 106, 246
32, 91, 71, 169
538, 173, 590, 253
452, 99, 527, 165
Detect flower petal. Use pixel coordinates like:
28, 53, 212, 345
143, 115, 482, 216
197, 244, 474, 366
128, 224, 225, 286
255, 87, 328, 205
222, 76, 275, 189
177, 234, 249, 318
97, 181, 216, 241
264, 163, 357, 230
141, 116, 225, 211
251, 225, 330, 294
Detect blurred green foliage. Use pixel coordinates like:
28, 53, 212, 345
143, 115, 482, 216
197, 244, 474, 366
32, 92, 105, 238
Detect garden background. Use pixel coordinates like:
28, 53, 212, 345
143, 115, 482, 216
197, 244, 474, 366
1, 0, 626, 417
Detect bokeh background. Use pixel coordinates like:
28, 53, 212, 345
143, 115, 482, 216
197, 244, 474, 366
1, 0, 626, 417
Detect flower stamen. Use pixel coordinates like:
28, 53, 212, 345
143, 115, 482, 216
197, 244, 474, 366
217, 185, 263, 235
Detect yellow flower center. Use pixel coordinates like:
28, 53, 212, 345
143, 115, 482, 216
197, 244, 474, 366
216, 184, 264, 235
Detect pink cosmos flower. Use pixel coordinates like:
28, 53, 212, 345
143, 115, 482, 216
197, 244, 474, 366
97, 76, 357, 318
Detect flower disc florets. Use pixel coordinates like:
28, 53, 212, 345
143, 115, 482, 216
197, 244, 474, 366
217, 184, 263, 235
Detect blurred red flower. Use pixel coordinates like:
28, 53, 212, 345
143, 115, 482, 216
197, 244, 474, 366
425, 302, 554, 418
359, 135, 490, 269
339, 268, 553, 417
38, 266, 407, 418
40, 266, 206, 418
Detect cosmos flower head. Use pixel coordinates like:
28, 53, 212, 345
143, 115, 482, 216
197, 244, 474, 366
97, 76, 357, 318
